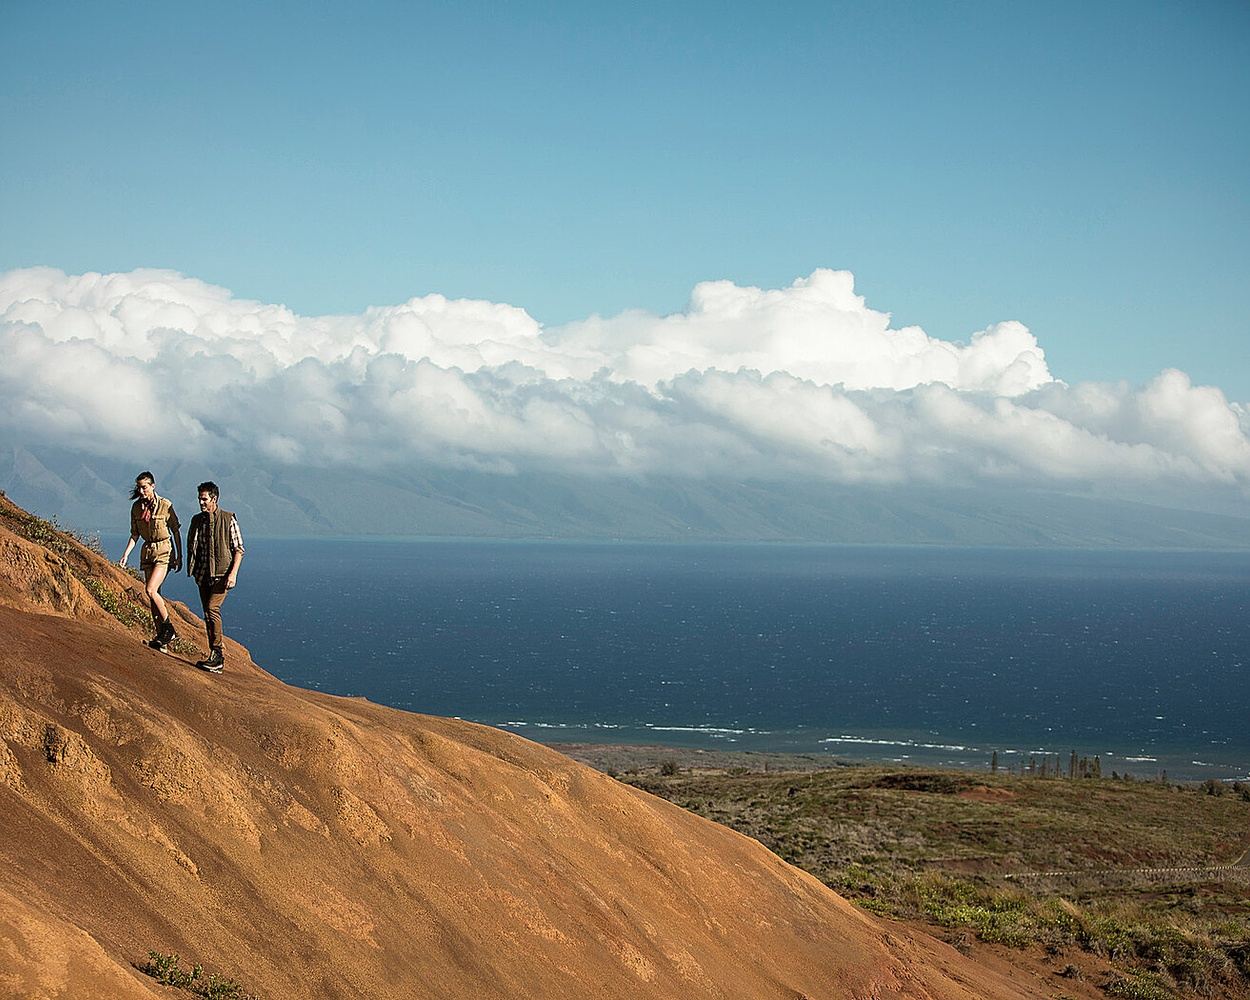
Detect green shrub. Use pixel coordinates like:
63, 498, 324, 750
14, 513, 103, 555
137, 952, 258, 1000
914, 878, 1037, 949
1104, 970, 1176, 999
1079, 915, 1140, 961
16, 514, 72, 553
80, 577, 197, 654
81, 577, 152, 630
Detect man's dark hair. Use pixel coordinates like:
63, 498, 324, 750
129, 471, 155, 500
197, 481, 220, 500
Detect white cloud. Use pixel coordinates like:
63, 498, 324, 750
547, 270, 1052, 394
1, 266, 1247, 503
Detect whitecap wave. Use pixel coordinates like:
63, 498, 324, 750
818, 735, 975, 752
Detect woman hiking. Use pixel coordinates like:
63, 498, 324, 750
118, 471, 183, 650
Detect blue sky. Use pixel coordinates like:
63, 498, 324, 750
2, 0, 1248, 397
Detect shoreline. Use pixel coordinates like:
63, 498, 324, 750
545, 740, 1250, 785
520, 731, 1250, 783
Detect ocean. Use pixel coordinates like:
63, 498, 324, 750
142, 538, 1250, 781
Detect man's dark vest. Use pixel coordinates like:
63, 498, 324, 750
192, 509, 236, 582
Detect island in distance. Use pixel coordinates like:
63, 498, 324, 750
6, 443, 1250, 548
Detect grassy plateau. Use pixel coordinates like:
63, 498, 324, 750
559, 745, 1250, 999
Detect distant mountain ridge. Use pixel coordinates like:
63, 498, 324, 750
4, 443, 1248, 548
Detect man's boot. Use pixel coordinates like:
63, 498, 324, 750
195, 647, 224, 674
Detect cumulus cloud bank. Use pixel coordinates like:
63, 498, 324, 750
1, 266, 1247, 498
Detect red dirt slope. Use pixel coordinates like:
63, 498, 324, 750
0, 494, 1038, 999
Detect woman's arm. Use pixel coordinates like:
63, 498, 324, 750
122, 501, 141, 566
168, 506, 183, 571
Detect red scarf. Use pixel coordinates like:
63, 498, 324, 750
141, 497, 156, 523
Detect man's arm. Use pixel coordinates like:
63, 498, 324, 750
225, 547, 244, 589
185, 514, 199, 576
225, 515, 245, 589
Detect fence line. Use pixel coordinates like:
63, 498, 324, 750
1006, 864, 1248, 881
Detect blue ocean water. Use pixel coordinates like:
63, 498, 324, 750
152, 539, 1250, 780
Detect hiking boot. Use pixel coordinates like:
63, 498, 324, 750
195, 647, 224, 674
157, 618, 177, 645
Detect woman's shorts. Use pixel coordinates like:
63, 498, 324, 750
139, 538, 172, 570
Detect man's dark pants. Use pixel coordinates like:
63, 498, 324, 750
198, 579, 229, 650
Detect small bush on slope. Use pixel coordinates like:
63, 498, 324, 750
138, 951, 258, 1000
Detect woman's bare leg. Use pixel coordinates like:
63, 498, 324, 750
145, 563, 169, 624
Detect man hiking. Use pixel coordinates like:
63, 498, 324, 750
186, 481, 244, 674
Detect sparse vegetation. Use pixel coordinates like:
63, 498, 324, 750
3, 500, 200, 655
79, 577, 198, 653
81, 576, 150, 629
138, 951, 258, 1000
13, 512, 74, 553
1105, 970, 1179, 999
611, 760, 1250, 998
12, 511, 103, 555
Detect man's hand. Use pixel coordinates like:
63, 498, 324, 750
225, 574, 237, 590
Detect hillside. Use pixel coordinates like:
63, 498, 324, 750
0, 493, 1047, 999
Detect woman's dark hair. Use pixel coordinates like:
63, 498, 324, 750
129, 471, 155, 501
